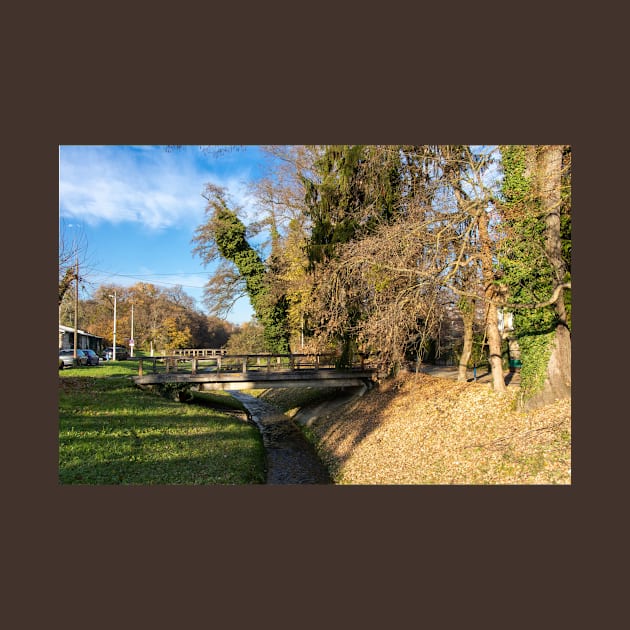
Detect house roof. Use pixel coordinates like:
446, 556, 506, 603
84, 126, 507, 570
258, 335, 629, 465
59, 325, 103, 339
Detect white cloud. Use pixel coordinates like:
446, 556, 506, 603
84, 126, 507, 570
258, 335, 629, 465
59, 146, 258, 231
220, 175, 259, 221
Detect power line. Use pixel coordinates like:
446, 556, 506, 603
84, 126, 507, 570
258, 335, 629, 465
92, 269, 210, 276
88, 268, 209, 290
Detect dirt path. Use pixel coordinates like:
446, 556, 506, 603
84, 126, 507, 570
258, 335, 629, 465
229, 392, 332, 485
418, 364, 521, 387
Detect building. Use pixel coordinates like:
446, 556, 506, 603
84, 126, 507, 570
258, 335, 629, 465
59, 325, 104, 353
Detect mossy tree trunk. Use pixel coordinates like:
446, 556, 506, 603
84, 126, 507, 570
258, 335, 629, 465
524, 146, 571, 408
192, 184, 291, 354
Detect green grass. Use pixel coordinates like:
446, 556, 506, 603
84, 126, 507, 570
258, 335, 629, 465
59, 366, 265, 485
59, 359, 142, 378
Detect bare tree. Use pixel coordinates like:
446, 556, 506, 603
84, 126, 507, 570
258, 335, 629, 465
58, 221, 87, 307
302, 145, 510, 388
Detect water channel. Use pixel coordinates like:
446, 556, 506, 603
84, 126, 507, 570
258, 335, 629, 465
228, 392, 332, 485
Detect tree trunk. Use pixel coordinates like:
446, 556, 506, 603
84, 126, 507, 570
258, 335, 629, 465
523, 325, 571, 410
457, 303, 475, 382
485, 301, 506, 392
478, 208, 507, 393
523, 145, 571, 409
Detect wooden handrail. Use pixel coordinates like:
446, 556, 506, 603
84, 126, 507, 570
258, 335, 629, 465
134, 352, 375, 376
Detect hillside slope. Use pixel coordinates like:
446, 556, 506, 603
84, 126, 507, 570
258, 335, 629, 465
263, 373, 571, 485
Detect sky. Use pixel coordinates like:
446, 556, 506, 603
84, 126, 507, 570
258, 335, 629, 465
59, 145, 266, 324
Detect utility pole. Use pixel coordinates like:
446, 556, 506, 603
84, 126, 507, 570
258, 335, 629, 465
130, 302, 134, 357
73, 254, 79, 359
109, 291, 117, 361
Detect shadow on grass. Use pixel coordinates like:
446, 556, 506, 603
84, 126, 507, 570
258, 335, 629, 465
59, 375, 265, 485
59, 451, 265, 485
59, 423, 265, 485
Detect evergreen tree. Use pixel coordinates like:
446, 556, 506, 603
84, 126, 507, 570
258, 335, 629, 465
301, 145, 403, 365
302, 145, 401, 264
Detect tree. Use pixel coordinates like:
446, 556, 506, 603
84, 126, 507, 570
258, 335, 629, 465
203, 316, 234, 348
300, 145, 507, 384
192, 184, 291, 353
300, 145, 404, 366
302, 145, 402, 265
159, 316, 192, 351
78, 282, 223, 353
59, 223, 79, 308
183, 144, 570, 405
498, 145, 571, 408
225, 321, 267, 354
58, 221, 93, 333
476, 192, 508, 392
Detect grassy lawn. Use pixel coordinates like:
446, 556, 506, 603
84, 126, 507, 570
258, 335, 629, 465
59, 361, 265, 484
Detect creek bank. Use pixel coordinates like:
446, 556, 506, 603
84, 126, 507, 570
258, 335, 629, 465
229, 391, 333, 484
288, 384, 368, 429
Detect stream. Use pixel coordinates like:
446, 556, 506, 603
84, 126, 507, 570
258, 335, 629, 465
229, 391, 332, 485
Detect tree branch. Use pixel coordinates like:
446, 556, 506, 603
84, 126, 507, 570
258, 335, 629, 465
507, 282, 571, 310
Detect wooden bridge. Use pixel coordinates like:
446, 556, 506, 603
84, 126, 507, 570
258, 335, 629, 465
132, 353, 376, 391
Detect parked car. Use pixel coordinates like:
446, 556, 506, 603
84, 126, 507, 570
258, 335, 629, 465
59, 349, 88, 368
75, 349, 88, 366
83, 348, 100, 366
59, 349, 77, 369
103, 346, 129, 360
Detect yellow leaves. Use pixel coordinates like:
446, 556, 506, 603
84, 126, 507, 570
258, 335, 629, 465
162, 317, 192, 351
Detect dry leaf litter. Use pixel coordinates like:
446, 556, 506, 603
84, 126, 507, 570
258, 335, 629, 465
265, 373, 571, 485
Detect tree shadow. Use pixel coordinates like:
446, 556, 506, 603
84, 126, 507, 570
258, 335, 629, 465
300, 369, 522, 482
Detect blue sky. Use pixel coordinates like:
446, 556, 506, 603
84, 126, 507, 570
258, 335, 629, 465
59, 145, 266, 324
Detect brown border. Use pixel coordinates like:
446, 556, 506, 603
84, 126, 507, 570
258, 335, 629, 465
7, 5, 614, 627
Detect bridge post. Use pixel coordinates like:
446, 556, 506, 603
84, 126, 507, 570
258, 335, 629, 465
242, 356, 247, 374
138, 358, 143, 376
290, 354, 295, 370
217, 356, 222, 373
191, 357, 197, 375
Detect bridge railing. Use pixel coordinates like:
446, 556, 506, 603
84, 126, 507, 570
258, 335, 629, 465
171, 348, 228, 358
136, 353, 373, 377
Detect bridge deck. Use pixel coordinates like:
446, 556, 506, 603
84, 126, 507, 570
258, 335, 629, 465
133, 369, 374, 390
132, 353, 376, 390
